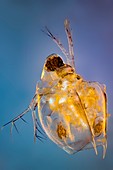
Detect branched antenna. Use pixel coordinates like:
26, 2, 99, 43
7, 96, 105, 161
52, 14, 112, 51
1, 93, 46, 142
42, 26, 70, 62
64, 19, 75, 69
42, 19, 76, 71
1, 107, 30, 134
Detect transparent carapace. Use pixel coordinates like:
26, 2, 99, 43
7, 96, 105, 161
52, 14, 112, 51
1, 19, 108, 158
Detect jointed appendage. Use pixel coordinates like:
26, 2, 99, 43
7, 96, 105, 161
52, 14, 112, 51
43, 26, 70, 61
64, 19, 75, 69
32, 109, 46, 142
1, 94, 46, 141
1, 107, 30, 134
43, 19, 76, 70
1, 19, 108, 158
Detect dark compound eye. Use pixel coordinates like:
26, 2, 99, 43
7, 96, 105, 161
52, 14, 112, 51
45, 55, 64, 71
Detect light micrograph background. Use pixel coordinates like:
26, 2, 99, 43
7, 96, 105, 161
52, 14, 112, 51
0, 0, 113, 170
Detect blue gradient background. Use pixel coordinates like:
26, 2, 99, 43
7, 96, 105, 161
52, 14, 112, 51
0, 0, 113, 170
